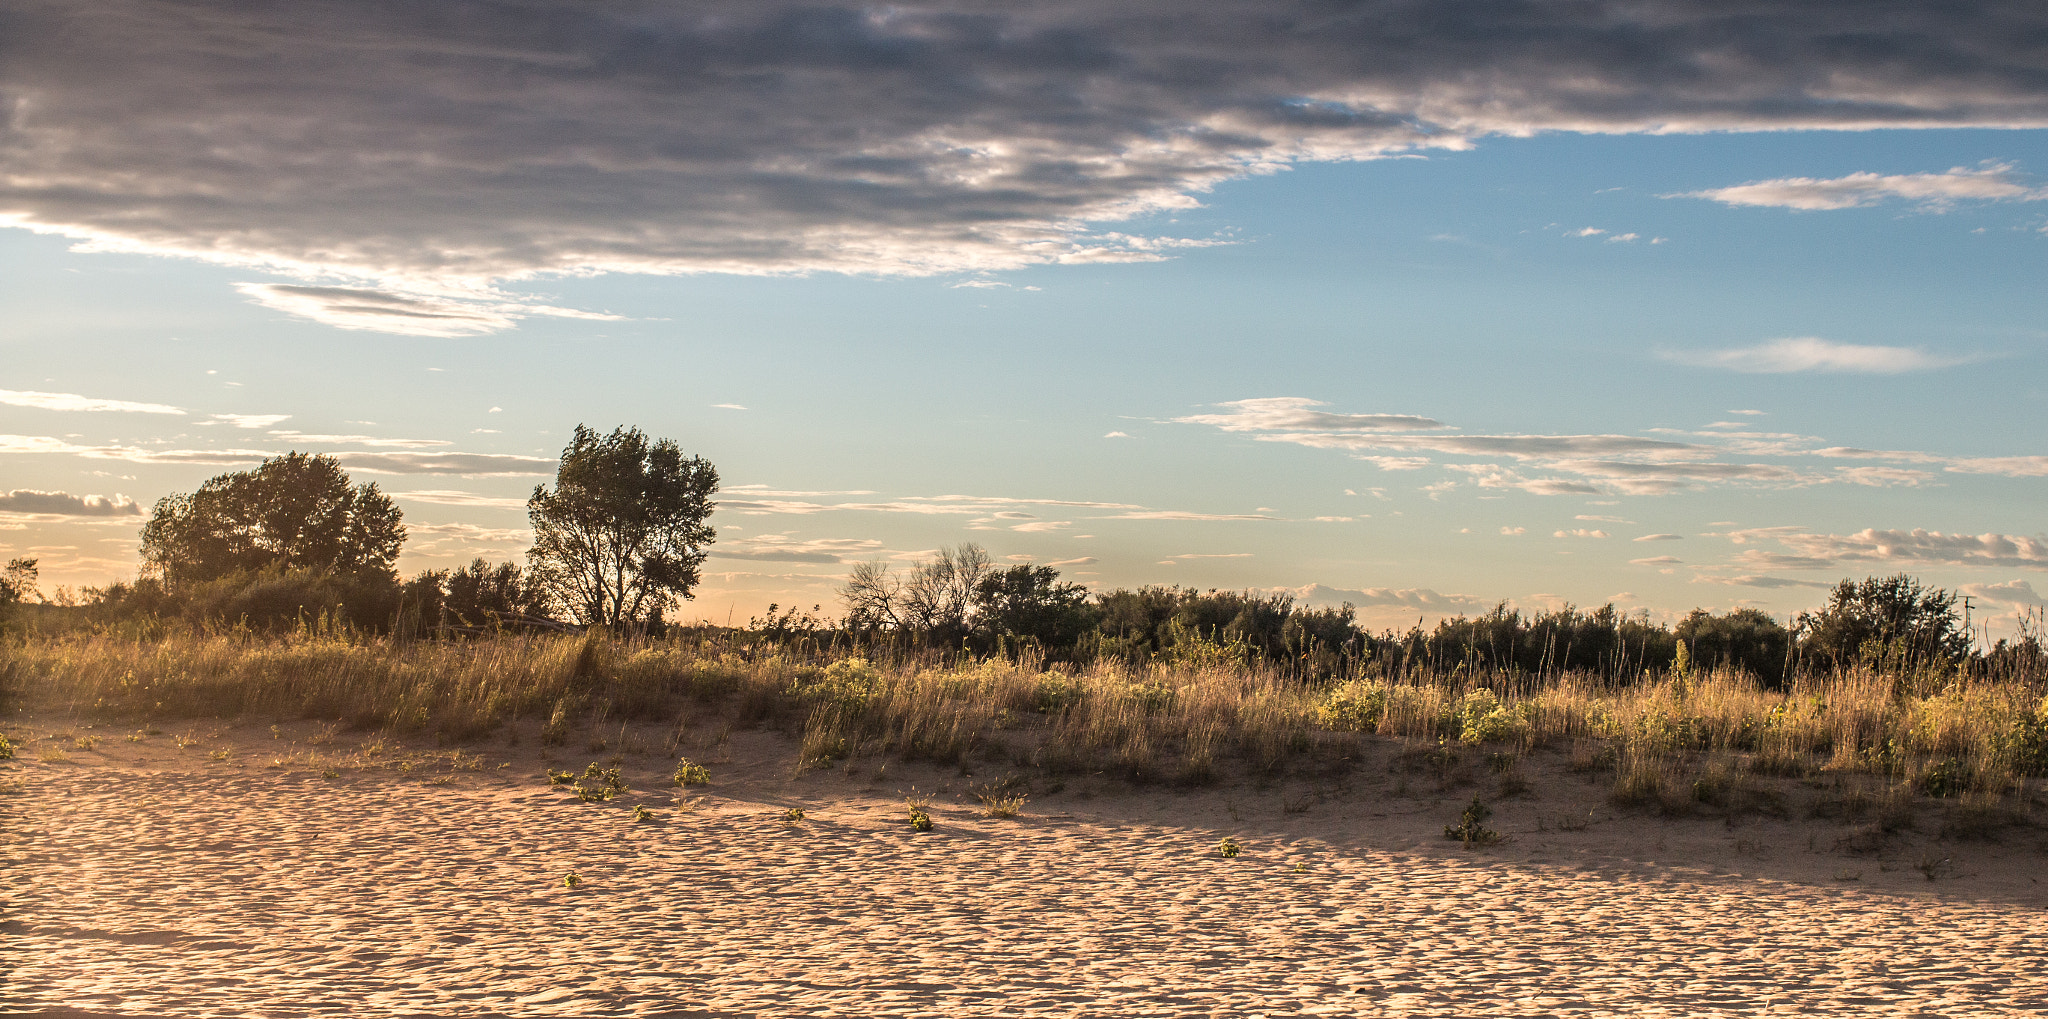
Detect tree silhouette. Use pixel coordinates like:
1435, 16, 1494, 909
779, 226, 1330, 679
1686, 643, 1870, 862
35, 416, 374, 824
139, 452, 403, 587
527, 424, 718, 627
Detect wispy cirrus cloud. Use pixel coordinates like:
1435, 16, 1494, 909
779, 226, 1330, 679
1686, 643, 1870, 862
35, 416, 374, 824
0, 389, 183, 415
1675, 163, 2047, 211
10, 2, 2048, 335
1666, 337, 1974, 374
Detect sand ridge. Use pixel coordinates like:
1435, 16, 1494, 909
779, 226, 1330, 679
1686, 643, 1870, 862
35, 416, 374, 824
3, 721, 2045, 1017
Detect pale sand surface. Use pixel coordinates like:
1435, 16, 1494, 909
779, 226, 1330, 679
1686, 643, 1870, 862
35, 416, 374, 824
5, 720, 2046, 1017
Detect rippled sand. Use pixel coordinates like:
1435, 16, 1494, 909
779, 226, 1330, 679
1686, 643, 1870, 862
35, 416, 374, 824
5, 722, 2045, 1017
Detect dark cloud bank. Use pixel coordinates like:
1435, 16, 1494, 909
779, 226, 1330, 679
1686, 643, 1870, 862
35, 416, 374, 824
5, 1, 2048, 332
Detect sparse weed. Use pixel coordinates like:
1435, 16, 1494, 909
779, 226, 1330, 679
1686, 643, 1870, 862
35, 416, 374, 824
631, 804, 654, 822
38, 747, 70, 763
72, 735, 101, 750
562, 872, 581, 889
0, 734, 13, 760
978, 792, 1027, 819
1216, 836, 1241, 858
1444, 796, 1502, 846
783, 806, 807, 823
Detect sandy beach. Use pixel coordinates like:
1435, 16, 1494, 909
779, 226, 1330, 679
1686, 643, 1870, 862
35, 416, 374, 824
5, 719, 2045, 1018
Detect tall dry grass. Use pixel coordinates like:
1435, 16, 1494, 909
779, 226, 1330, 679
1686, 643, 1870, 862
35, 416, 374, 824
5, 628, 2044, 797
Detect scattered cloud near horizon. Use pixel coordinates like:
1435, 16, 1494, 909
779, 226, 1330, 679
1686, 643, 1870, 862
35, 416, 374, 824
0, 490, 142, 517
0, 389, 184, 415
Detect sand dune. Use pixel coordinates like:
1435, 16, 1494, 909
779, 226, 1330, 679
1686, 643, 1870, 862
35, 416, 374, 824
4, 721, 2044, 1017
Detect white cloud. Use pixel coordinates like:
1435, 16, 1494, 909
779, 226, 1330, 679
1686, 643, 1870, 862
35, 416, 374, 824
1945, 456, 2048, 478
709, 536, 887, 564
325, 451, 556, 477
269, 431, 452, 449
1634, 533, 1685, 542
1092, 510, 1278, 522
1668, 337, 1972, 374
1775, 528, 2048, 570
1959, 579, 2046, 607
1836, 466, 1934, 487
1676, 163, 2047, 211
1693, 574, 1835, 590
1279, 583, 1490, 615
235, 283, 623, 338
0, 389, 184, 415
407, 522, 532, 545
210, 413, 293, 429
391, 490, 529, 510
1554, 528, 1610, 539
1630, 556, 1683, 565
1500, 526, 1526, 535
712, 403, 748, 411
1043, 557, 1097, 567
0, 490, 143, 517
1175, 398, 1443, 433
1104, 431, 1132, 439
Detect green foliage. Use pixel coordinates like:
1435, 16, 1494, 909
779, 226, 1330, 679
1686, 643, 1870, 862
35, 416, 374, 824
141, 453, 403, 587
546, 768, 575, 785
907, 806, 933, 832
1032, 672, 1084, 714
527, 424, 719, 627
1316, 680, 1387, 731
672, 758, 710, 786
631, 804, 654, 822
1216, 836, 1241, 858
783, 806, 806, 823
1916, 757, 1969, 798
974, 564, 1099, 648
1795, 574, 1971, 673
562, 872, 581, 889
574, 762, 627, 801
1443, 797, 1502, 845
1676, 608, 1790, 686
0, 558, 38, 627
1456, 689, 1530, 744
0, 733, 14, 760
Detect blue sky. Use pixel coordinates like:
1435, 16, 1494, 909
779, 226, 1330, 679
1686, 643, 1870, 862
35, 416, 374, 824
4, 2, 2046, 631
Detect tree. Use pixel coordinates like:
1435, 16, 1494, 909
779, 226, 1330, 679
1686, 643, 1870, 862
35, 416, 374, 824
973, 563, 1097, 648
1794, 574, 1971, 673
526, 424, 718, 627
840, 544, 993, 640
1675, 607, 1791, 687
1, 558, 37, 623
139, 452, 404, 586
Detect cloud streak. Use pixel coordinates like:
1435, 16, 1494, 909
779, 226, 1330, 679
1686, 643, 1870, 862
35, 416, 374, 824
9, 2, 2048, 333
0, 389, 183, 415
0, 490, 143, 517
1677, 163, 2047, 211
1668, 337, 1973, 374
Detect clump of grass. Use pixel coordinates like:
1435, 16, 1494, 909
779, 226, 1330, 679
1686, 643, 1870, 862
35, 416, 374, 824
72, 734, 101, 750
39, 746, 70, 763
562, 872, 581, 889
0, 734, 14, 760
631, 804, 654, 823
672, 758, 710, 786
905, 791, 934, 831
546, 768, 575, 785
1216, 836, 1241, 858
783, 806, 806, 823
1443, 796, 1502, 846
977, 792, 1027, 819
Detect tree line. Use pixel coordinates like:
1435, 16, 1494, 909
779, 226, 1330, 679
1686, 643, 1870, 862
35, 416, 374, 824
14, 423, 2040, 687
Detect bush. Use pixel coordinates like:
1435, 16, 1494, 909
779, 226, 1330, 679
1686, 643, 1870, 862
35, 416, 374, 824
1457, 689, 1530, 744
1317, 681, 1386, 731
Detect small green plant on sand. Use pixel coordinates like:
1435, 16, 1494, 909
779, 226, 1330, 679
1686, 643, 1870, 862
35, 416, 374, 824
0, 734, 14, 760
546, 768, 576, 785
563, 872, 581, 889
631, 804, 654, 823
783, 806, 807, 823
1217, 837, 1241, 858
573, 762, 627, 802
976, 791, 1027, 819
673, 758, 710, 786
73, 735, 101, 750
1444, 797, 1503, 847
905, 793, 933, 832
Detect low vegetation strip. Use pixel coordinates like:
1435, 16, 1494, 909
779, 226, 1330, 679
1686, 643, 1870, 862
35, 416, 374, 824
7, 628, 2044, 805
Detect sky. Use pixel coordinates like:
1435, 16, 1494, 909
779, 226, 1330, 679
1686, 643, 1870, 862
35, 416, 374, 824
3, 0, 2047, 633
